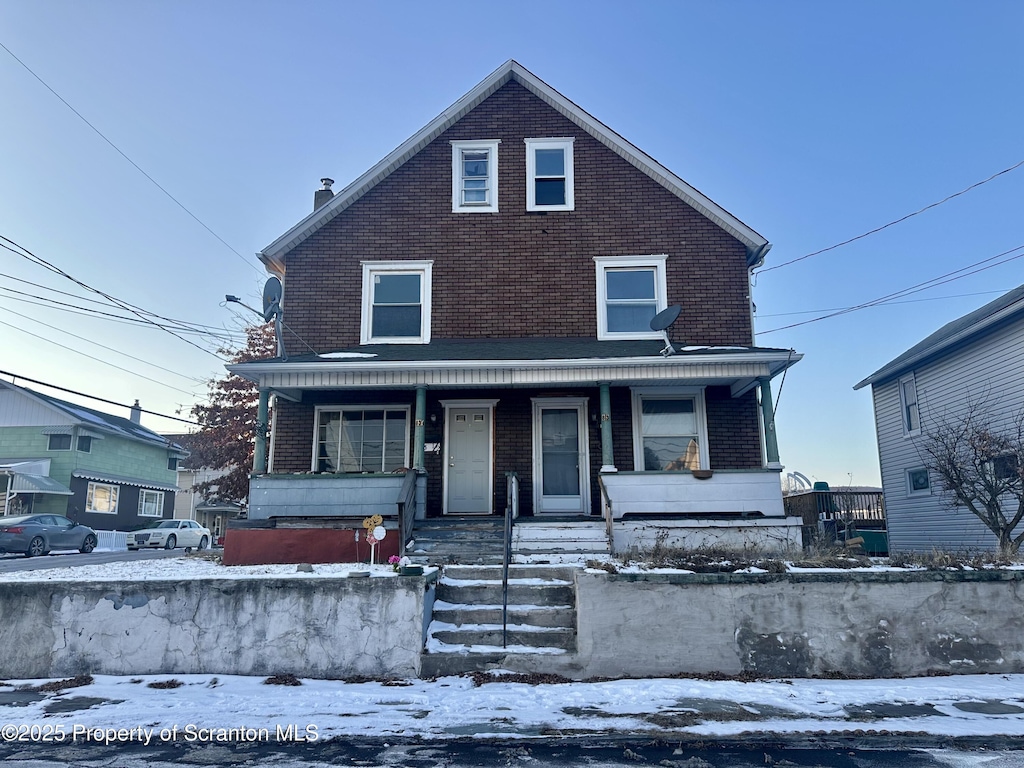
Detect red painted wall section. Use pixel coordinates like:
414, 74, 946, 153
222, 529, 399, 566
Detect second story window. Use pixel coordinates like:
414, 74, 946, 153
77, 435, 93, 453
47, 433, 72, 451
451, 140, 499, 213
899, 373, 920, 435
525, 138, 574, 211
360, 261, 433, 344
594, 255, 667, 340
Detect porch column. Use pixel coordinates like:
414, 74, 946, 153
253, 387, 270, 474
413, 386, 427, 470
599, 382, 616, 472
759, 377, 780, 466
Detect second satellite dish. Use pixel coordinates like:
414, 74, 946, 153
263, 276, 283, 322
650, 304, 682, 357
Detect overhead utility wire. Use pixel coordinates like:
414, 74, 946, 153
757, 159, 1024, 274
757, 243, 1024, 335
0, 270, 247, 338
0, 317, 201, 397
0, 284, 245, 342
0, 236, 226, 361
0, 369, 199, 427
0, 305, 206, 384
757, 289, 1011, 318
0, 40, 265, 279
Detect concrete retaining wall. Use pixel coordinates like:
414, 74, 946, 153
0, 577, 429, 680
566, 570, 1024, 679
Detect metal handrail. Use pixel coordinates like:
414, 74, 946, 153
502, 471, 519, 648
396, 469, 418, 556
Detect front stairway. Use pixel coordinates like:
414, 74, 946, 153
405, 517, 506, 564
420, 564, 579, 678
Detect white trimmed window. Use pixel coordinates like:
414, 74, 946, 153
907, 468, 930, 496
525, 138, 574, 211
451, 140, 499, 212
314, 405, 411, 473
631, 388, 709, 471
360, 261, 433, 344
138, 489, 164, 517
86, 482, 119, 514
594, 255, 668, 339
899, 373, 920, 435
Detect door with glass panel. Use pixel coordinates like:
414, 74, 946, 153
532, 399, 590, 514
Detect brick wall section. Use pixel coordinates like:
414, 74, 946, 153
280, 80, 753, 352
705, 387, 762, 469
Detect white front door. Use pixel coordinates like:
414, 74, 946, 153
444, 405, 493, 514
532, 398, 591, 514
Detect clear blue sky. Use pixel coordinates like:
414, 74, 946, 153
2, 1, 1022, 487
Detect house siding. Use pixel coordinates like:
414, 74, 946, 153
872, 313, 1024, 553
280, 81, 753, 353
68, 475, 173, 532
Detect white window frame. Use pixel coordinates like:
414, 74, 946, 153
525, 137, 575, 211
360, 261, 433, 345
594, 255, 668, 340
86, 481, 119, 514
899, 373, 921, 436
138, 489, 164, 517
630, 387, 710, 471
907, 467, 931, 496
312, 404, 412, 474
451, 140, 500, 213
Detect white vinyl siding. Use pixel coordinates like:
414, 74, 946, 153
872, 313, 1024, 553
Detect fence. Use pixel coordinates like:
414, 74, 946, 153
784, 489, 886, 551
96, 530, 128, 551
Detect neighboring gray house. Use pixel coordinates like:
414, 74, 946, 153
854, 284, 1024, 553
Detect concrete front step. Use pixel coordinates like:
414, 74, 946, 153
436, 580, 574, 606
429, 625, 575, 650
432, 603, 574, 628
444, 564, 579, 581
420, 650, 568, 678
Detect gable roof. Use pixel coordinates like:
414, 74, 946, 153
259, 60, 771, 273
0, 379, 183, 451
854, 283, 1024, 390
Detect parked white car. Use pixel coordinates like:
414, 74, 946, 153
128, 520, 211, 551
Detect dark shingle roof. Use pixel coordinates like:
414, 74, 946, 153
854, 284, 1024, 390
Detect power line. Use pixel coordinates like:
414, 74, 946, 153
0, 305, 206, 384
0, 369, 199, 426
757, 289, 1011, 318
0, 236, 226, 360
0, 317, 202, 397
757, 243, 1024, 335
0, 39, 266, 279
0, 270, 248, 338
756, 159, 1024, 274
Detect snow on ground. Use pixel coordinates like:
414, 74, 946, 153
3, 673, 1024, 742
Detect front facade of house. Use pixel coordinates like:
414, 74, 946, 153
231, 62, 801, 559
855, 284, 1024, 552
0, 380, 182, 531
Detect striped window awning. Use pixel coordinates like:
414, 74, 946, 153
2, 472, 74, 496
71, 470, 179, 493
40, 426, 73, 435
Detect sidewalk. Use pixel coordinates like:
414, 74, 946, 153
2, 672, 1023, 747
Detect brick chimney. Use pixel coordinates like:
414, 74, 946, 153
130, 399, 141, 424
314, 178, 334, 210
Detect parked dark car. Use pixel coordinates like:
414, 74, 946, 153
0, 514, 98, 557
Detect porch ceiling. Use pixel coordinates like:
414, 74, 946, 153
230, 340, 800, 398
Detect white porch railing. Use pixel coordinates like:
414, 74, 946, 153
96, 530, 128, 551
600, 468, 786, 518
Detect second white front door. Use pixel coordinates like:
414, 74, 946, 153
444, 405, 493, 514
532, 398, 591, 514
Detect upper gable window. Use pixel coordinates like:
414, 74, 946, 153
594, 255, 668, 340
360, 261, 433, 345
899, 373, 920, 435
451, 140, 499, 213
525, 138, 574, 211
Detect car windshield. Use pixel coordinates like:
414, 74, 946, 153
154, 521, 178, 529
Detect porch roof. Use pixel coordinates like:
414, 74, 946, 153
229, 339, 800, 399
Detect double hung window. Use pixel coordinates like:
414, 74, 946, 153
314, 406, 410, 473
594, 255, 668, 339
525, 138, 574, 211
899, 374, 920, 435
631, 389, 708, 471
138, 489, 164, 517
451, 140, 499, 212
360, 261, 433, 344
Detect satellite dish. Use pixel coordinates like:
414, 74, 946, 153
649, 304, 682, 357
262, 277, 283, 322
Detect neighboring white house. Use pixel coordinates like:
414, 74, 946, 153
173, 465, 243, 541
854, 284, 1024, 553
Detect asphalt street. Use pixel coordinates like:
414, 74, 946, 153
0, 548, 186, 574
